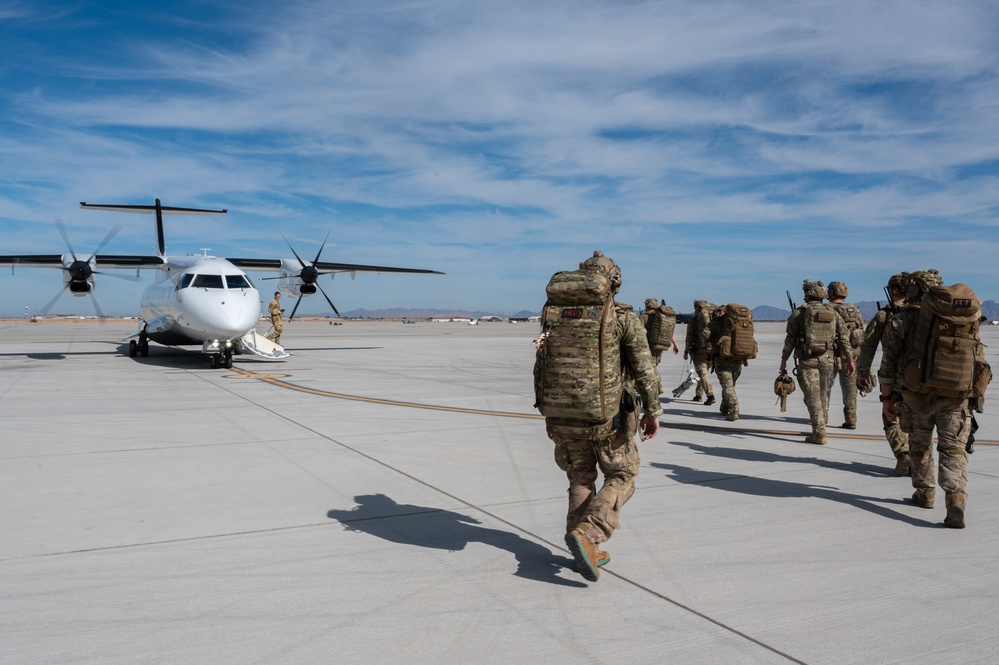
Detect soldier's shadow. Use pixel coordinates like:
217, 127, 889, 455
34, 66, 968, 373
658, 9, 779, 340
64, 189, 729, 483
668, 440, 892, 477
649, 460, 934, 527
327, 494, 586, 588
661, 406, 811, 426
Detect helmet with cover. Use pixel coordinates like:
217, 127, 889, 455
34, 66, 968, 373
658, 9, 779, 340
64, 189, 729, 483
802, 279, 827, 302
580, 250, 622, 293
827, 281, 848, 299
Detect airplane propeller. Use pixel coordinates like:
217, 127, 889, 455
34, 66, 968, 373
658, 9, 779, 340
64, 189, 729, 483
39, 219, 137, 317
263, 231, 341, 320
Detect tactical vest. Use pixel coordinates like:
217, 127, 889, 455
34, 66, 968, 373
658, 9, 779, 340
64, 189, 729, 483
831, 301, 864, 348
716, 303, 757, 361
645, 302, 677, 353
799, 302, 837, 357
900, 284, 990, 398
534, 268, 624, 423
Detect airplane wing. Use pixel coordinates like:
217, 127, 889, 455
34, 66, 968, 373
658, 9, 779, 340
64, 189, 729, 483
0, 254, 165, 269
225, 257, 443, 275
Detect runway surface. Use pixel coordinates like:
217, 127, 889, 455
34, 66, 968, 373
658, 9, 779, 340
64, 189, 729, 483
2, 319, 997, 664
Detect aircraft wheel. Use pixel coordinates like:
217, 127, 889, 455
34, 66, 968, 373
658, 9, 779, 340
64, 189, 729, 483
223, 352, 233, 369
210, 355, 220, 369
129, 340, 138, 357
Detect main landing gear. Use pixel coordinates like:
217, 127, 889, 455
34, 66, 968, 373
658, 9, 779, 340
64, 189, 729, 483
128, 330, 150, 358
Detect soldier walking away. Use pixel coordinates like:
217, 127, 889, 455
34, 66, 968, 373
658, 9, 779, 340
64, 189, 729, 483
264, 291, 285, 346
640, 298, 680, 395
708, 304, 758, 421
827, 281, 864, 429
857, 273, 912, 475
683, 300, 717, 405
780, 280, 855, 445
534, 251, 662, 582
878, 270, 992, 528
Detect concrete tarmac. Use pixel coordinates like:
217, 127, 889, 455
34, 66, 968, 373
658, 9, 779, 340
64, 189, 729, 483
1, 319, 997, 664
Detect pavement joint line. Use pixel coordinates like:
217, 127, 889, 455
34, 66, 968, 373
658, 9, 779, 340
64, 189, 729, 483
215, 365, 999, 445
195, 362, 810, 664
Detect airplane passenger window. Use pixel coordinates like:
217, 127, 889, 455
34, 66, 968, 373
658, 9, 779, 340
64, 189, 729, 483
178, 274, 195, 289
225, 274, 252, 289
191, 274, 225, 289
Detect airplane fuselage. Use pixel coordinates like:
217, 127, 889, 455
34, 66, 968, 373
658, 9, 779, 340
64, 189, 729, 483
140, 255, 262, 346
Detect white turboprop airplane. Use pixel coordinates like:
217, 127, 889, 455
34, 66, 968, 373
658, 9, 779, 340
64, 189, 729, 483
0, 199, 443, 368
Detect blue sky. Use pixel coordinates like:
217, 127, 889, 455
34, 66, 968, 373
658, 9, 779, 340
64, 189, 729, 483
1, 0, 997, 317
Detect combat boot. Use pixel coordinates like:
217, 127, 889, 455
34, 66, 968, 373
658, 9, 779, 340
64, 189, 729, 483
704, 395, 716, 406
565, 523, 602, 582
841, 421, 856, 430
725, 409, 739, 421
893, 453, 911, 477
910, 490, 935, 509
693, 395, 703, 402
842, 411, 857, 430
944, 494, 967, 529
576, 548, 610, 573
805, 432, 827, 445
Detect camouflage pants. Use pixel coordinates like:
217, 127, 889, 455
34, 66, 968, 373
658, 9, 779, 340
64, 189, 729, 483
650, 349, 664, 396
691, 352, 714, 399
796, 354, 834, 436
265, 316, 283, 345
882, 412, 910, 459
714, 357, 743, 416
549, 411, 640, 545
832, 356, 858, 425
897, 393, 971, 498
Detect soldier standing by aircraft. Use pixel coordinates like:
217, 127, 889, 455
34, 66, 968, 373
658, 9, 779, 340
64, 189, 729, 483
534, 251, 661, 583
780, 280, 855, 445
857, 273, 912, 476
265, 291, 285, 346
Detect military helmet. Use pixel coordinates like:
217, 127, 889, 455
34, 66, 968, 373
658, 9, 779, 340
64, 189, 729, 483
644, 298, 658, 310
887, 272, 909, 290
802, 279, 827, 302
827, 281, 848, 299
580, 250, 622, 292
905, 269, 943, 302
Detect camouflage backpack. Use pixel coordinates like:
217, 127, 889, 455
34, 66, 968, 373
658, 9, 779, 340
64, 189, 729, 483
900, 283, 991, 398
799, 302, 838, 357
646, 301, 677, 353
830, 301, 864, 349
534, 267, 623, 423
716, 303, 758, 361
690, 300, 717, 355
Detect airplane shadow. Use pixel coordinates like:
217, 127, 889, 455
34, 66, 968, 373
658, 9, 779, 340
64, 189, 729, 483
649, 458, 936, 528
327, 494, 586, 588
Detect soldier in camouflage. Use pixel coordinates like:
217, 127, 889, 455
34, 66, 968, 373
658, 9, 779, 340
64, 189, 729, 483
878, 270, 980, 528
856, 273, 911, 476
708, 306, 745, 421
826, 281, 864, 429
779, 280, 855, 445
683, 300, 717, 406
541, 252, 663, 581
640, 298, 679, 396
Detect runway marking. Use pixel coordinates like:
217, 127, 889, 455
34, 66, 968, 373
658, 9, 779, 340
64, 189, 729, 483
221, 366, 999, 445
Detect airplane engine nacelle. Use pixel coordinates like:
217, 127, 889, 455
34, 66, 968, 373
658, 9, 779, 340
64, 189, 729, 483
62, 254, 96, 296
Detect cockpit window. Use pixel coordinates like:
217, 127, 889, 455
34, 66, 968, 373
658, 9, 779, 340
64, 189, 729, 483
191, 274, 225, 289
225, 274, 252, 289
178, 273, 195, 289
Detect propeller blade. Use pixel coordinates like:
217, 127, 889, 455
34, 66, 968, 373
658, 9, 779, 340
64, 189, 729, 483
316, 282, 341, 317
282, 234, 308, 269
55, 218, 79, 262
90, 224, 123, 258
311, 229, 332, 265
40, 284, 69, 316
287, 295, 303, 321
88, 292, 106, 319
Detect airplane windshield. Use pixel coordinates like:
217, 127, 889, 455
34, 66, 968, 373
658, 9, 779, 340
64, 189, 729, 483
191, 274, 225, 289
225, 274, 252, 289
178, 273, 195, 289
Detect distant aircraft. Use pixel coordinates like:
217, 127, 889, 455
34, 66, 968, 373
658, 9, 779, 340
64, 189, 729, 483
0, 199, 443, 368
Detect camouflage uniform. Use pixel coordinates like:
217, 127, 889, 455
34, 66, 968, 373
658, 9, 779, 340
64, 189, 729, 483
781, 281, 853, 443
856, 279, 911, 471
683, 301, 716, 403
264, 296, 284, 345
827, 283, 864, 428
640, 299, 665, 396
878, 270, 981, 527
538, 254, 663, 555
708, 307, 745, 420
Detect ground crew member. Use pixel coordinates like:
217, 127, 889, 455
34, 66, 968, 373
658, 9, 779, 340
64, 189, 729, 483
857, 273, 911, 475
264, 291, 285, 346
535, 251, 662, 582
827, 281, 864, 429
780, 280, 855, 444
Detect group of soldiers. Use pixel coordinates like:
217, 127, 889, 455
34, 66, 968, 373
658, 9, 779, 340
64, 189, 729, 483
535, 251, 990, 583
